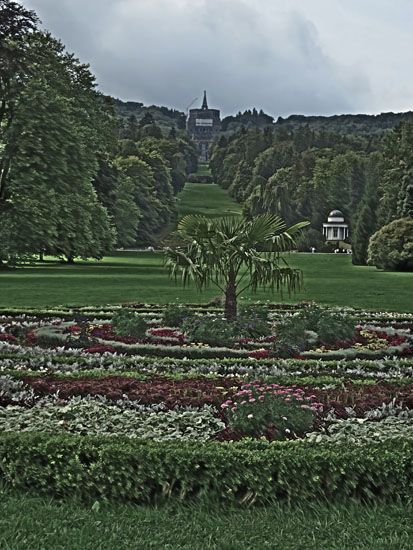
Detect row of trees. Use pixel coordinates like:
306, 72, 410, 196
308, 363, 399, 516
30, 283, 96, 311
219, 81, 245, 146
0, 1, 197, 264
209, 123, 413, 266
103, 131, 197, 248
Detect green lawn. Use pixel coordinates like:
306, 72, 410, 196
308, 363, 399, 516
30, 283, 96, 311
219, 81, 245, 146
1, 491, 413, 550
0, 252, 411, 311
177, 182, 242, 218
196, 162, 212, 176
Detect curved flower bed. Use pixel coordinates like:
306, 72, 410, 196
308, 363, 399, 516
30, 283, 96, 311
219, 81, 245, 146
1, 304, 413, 503
1, 307, 411, 361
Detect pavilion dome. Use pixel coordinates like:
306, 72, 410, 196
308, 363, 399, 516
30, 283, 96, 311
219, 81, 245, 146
329, 210, 344, 218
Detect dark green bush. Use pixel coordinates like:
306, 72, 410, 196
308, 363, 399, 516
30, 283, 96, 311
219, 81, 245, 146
238, 303, 271, 338
112, 309, 148, 338
1, 433, 413, 504
182, 304, 271, 346
35, 328, 68, 348
162, 304, 194, 327
186, 174, 213, 184
368, 217, 413, 271
273, 318, 309, 358
182, 316, 240, 347
273, 304, 356, 357
316, 310, 356, 344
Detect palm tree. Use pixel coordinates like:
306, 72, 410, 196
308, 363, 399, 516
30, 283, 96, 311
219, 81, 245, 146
165, 214, 309, 319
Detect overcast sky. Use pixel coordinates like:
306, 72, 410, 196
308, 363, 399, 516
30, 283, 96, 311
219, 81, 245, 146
23, 0, 413, 118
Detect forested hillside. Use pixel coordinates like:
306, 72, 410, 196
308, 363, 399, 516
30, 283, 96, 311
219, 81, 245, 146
277, 112, 413, 135
210, 123, 413, 264
220, 108, 413, 136
111, 98, 186, 131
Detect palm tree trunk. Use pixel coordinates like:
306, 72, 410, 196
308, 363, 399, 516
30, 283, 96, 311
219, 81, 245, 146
224, 272, 237, 320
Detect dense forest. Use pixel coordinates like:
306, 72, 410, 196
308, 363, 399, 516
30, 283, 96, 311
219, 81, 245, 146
0, 1, 197, 264
276, 112, 413, 136
111, 98, 187, 131
210, 122, 413, 264
220, 108, 413, 136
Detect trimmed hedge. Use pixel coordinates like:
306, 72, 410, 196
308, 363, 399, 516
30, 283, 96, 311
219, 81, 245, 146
95, 340, 252, 359
1, 433, 413, 504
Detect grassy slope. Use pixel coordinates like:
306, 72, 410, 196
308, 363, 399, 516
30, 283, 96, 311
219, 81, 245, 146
0, 252, 412, 311
177, 183, 242, 218
1, 492, 412, 550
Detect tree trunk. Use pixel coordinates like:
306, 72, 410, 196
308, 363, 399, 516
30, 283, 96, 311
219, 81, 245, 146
66, 255, 75, 264
224, 274, 237, 320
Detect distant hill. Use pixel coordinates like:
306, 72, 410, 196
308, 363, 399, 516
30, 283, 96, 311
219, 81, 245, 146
109, 97, 186, 131
221, 108, 274, 132
109, 96, 413, 138
276, 112, 413, 135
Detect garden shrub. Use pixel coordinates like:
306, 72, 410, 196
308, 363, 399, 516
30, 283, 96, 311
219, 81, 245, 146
223, 383, 318, 439
112, 309, 148, 338
162, 304, 194, 327
182, 316, 239, 347
273, 304, 356, 357
316, 310, 356, 344
186, 173, 213, 184
35, 327, 67, 348
368, 217, 413, 271
1, 433, 413, 503
238, 303, 271, 337
182, 305, 271, 347
273, 317, 309, 358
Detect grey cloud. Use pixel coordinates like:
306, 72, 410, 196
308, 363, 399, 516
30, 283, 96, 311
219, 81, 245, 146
23, 0, 375, 117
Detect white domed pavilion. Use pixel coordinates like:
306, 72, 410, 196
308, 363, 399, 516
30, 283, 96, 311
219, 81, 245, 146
322, 210, 349, 242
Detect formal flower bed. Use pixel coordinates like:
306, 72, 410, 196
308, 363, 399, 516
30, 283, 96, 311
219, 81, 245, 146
1, 303, 413, 503
0, 303, 411, 361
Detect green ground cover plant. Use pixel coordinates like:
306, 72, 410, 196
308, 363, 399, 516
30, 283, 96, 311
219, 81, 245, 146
0, 399, 224, 441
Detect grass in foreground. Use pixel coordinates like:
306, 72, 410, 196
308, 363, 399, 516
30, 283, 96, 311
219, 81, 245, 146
0, 252, 411, 311
1, 491, 412, 550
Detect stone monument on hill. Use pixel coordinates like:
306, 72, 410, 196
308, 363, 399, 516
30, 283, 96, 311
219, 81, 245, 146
187, 91, 221, 162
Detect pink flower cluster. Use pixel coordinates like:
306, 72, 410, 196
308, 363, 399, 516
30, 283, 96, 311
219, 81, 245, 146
220, 382, 324, 413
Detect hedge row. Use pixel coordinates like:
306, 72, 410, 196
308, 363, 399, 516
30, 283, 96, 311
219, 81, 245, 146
94, 340, 253, 359
1, 433, 413, 504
